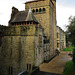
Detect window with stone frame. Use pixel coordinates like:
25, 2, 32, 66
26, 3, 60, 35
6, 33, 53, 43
43, 8, 46, 12
57, 42, 59, 48
36, 9, 38, 12
27, 64, 28, 70
9, 66, 13, 75
29, 64, 31, 70
32, 9, 35, 13
39, 8, 42, 12
27, 64, 31, 70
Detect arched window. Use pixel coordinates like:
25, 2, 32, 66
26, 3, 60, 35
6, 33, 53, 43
39, 8, 42, 12
32, 9, 35, 13
36, 9, 38, 12
43, 8, 46, 12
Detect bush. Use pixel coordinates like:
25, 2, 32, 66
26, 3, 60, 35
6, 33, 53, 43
63, 61, 75, 75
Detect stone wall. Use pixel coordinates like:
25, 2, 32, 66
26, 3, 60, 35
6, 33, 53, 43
56, 26, 66, 51
25, 0, 57, 59
34, 26, 44, 66
0, 24, 44, 75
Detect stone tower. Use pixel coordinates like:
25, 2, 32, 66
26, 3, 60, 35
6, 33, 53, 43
25, 0, 57, 57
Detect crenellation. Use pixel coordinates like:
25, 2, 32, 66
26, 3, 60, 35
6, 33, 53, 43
0, 25, 39, 36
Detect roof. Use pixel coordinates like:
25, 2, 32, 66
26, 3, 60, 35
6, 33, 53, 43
11, 11, 28, 23
25, 9, 38, 23
25, 0, 45, 4
11, 10, 38, 23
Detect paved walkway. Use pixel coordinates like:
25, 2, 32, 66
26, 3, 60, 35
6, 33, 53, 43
40, 51, 72, 74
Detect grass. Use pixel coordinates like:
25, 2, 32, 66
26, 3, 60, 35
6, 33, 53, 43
63, 61, 75, 75
62, 46, 74, 51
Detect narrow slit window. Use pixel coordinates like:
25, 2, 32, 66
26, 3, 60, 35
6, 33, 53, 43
27, 64, 28, 70
29, 64, 31, 70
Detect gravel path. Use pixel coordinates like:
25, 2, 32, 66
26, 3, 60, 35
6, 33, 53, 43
40, 51, 72, 74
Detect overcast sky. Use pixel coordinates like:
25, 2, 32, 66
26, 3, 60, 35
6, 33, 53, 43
0, 0, 75, 31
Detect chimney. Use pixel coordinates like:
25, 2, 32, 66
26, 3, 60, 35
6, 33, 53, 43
11, 7, 19, 19
9, 7, 19, 26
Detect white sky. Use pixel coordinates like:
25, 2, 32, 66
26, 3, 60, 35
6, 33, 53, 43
0, 0, 75, 31
56, 0, 75, 31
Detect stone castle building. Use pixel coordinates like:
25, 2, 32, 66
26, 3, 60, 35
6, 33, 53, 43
0, 0, 65, 75
56, 26, 66, 51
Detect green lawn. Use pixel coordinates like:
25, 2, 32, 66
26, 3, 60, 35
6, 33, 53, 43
63, 61, 75, 75
62, 47, 74, 51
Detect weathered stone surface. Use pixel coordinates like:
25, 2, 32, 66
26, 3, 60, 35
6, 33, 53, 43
56, 26, 66, 51
25, 0, 57, 59
0, 0, 66, 75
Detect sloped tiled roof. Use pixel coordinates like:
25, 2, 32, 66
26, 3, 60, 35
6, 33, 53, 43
25, 9, 38, 23
11, 10, 38, 23
11, 11, 28, 22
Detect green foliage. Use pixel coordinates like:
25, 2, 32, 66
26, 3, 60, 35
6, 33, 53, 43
67, 16, 75, 46
62, 46, 74, 51
63, 61, 75, 75
66, 16, 75, 64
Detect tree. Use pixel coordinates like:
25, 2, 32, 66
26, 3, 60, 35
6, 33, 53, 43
67, 16, 75, 64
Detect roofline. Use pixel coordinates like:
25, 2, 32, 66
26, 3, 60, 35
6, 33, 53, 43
25, 0, 45, 4
11, 21, 39, 24
56, 25, 65, 32
25, 0, 54, 6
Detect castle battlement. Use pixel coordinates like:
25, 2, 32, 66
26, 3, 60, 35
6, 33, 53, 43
0, 25, 40, 36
